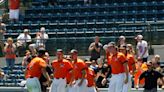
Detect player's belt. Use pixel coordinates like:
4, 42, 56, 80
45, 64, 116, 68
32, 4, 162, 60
55, 77, 65, 79
87, 85, 93, 87
30, 76, 34, 78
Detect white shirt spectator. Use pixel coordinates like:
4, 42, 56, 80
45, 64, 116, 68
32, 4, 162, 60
39, 27, 49, 44
39, 33, 49, 44
17, 33, 31, 43
137, 40, 149, 58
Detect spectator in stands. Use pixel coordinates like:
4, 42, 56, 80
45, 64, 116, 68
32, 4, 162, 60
127, 44, 135, 55
29, 32, 41, 56
118, 36, 126, 47
88, 36, 102, 64
96, 63, 110, 88
152, 54, 163, 73
134, 59, 148, 88
135, 35, 149, 62
138, 61, 164, 92
103, 43, 111, 60
16, 29, 31, 56
29, 27, 48, 55
39, 27, 49, 47
4, 37, 16, 69
151, 54, 164, 88
0, 69, 4, 79
0, 18, 6, 55
9, 0, 20, 22
22, 50, 31, 66
45, 52, 50, 63
90, 60, 99, 74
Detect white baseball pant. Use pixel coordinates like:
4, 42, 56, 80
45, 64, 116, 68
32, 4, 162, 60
87, 86, 97, 92
49, 78, 66, 92
122, 73, 132, 92
9, 9, 19, 19
108, 73, 125, 92
26, 77, 42, 92
66, 85, 74, 92
72, 79, 88, 92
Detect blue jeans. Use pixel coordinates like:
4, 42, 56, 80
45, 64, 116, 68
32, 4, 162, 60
6, 58, 15, 68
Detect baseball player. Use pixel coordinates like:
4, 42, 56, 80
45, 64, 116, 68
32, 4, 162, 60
85, 61, 98, 92
64, 55, 74, 92
107, 42, 129, 92
25, 48, 51, 92
49, 49, 73, 92
69, 49, 88, 92
119, 45, 136, 92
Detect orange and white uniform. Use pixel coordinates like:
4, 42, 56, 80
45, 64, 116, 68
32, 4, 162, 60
9, 0, 20, 19
86, 68, 97, 92
26, 57, 47, 92
49, 59, 73, 92
72, 59, 88, 92
122, 54, 136, 92
66, 69, 74, 92
108, 52, 127, 92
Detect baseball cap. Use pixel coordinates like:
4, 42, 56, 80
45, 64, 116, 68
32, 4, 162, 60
119, 36, 126, 40
24, 29, 29, 33
40, 27, 45, 32
70, 49, 78, 54
135, 35, 143, 40
57, 49, 63, 52
107, 42, 116, 47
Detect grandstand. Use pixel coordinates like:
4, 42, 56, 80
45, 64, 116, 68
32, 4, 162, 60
0, 0, 164, 91
2, 0, 164, 55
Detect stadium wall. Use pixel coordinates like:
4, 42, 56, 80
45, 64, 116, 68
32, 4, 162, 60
0, 87, 163, 92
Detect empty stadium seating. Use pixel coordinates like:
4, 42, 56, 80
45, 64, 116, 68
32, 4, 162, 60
0, 64, 25, 87
4, 0, 164, 37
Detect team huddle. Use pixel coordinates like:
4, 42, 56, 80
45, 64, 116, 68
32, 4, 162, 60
25, 48, 98, 92
24, 35, 163, 92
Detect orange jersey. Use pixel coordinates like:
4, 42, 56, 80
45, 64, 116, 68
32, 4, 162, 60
86, 68, 96, 87
106, 52, 110, 59
108, 52, 126, 74
73, 59, 87, 80
10, 0, 20, 9
126, 54, 135, 71
51, 59, 73, 78
66, 70, 72, 84
26, 57, 47, 79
